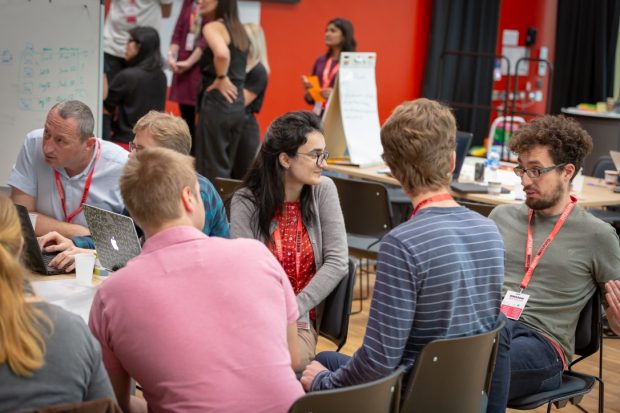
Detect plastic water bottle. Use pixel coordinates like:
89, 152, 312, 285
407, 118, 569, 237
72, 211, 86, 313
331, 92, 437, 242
486, 150, 500, 182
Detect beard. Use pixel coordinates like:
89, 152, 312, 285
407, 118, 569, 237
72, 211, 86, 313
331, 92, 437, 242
525, 179, 565, 211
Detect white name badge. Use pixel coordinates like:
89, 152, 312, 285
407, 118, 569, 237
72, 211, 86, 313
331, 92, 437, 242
296, 312, 310, 330
500, 290, 530, 320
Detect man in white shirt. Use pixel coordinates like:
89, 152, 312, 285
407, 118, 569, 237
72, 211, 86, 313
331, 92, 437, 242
9, 100, 128, 237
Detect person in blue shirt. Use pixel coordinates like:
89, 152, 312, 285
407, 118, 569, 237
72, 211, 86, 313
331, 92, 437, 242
39, 111, 229, 271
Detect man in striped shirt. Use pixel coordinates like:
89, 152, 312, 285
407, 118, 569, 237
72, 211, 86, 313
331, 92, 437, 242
301, 98, 505, 397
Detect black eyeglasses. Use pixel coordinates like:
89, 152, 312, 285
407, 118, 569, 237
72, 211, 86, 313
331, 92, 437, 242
513, 163, 566, 179
129, 141, 141, 152
297, 151, 329, 166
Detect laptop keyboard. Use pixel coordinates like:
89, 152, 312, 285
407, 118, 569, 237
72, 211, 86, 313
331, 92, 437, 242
42, 252, 63, 275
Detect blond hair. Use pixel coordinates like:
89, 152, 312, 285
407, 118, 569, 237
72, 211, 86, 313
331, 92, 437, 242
133, 111, 192, 155
120, 147, 198, 229
381, 98, 457, 196
244, 23, 270, 74
0, 195, 50, 376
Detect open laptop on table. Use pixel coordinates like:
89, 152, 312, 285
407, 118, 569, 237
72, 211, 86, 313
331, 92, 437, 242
83, 204, 141, 272
449, 131, 510, 194
15, 204, 64, 275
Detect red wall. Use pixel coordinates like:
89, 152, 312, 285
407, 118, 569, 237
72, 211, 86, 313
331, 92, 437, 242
494, 0, 558, 119
257, 0, 432, 131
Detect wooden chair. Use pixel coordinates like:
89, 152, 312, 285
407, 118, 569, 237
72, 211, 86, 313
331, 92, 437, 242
318, 258, 357, 351
289, 366, 405, 413
507, 291, 603, 413
213, 177, 242, 217
400, 321, 504, 413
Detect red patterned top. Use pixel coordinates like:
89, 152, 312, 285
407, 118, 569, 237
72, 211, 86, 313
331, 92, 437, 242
268, 202, 316, 297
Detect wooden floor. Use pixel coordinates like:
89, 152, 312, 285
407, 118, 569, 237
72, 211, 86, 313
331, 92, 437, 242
317, 270, 620, 413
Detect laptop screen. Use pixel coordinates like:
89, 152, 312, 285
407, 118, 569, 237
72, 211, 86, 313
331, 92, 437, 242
453, 131, 473, 182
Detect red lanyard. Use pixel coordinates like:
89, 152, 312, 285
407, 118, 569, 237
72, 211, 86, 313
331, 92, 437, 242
272, 212, 304, 282
411, 193, 454, 218
54, 142, 101, 223
520, 196, 577, 291
322, 58, 339, 88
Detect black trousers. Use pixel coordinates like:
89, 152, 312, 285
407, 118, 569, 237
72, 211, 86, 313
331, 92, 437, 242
232, 113, 260, 179
195, 90, 245, 182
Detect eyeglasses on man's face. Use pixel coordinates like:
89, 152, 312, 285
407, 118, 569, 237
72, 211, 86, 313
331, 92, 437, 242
297, 150, 329, 167
513, 163, 566, 179
129, 141, 144, 152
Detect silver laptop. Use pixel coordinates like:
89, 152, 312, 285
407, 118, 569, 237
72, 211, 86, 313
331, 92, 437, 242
83, 204, 141, 271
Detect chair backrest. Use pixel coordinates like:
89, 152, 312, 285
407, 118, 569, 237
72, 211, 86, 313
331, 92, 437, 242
318, 258, 357, 351
573, 289, 602, 360
23, 398, 122, 413
400, 321, 504, 413
591, 156, 615, 179
331, 176, 393, 238
214, 177, 242, 217
456, 200, 495, 217
289, 366, 405, 413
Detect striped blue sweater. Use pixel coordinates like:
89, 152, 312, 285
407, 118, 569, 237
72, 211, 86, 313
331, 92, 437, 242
311, 206, 504, 390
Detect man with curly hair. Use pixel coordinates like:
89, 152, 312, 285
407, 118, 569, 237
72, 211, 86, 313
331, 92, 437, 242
487, 115, 620, 412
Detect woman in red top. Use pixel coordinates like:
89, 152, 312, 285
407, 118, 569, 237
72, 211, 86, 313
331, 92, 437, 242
230, 111, 348, 372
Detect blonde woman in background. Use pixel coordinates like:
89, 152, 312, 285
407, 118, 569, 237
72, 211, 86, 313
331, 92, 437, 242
232, 23, 270, 179
0, 195, 114, 411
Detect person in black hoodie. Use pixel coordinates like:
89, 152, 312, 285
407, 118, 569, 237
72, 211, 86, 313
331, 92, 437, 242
103, 26, 167, 149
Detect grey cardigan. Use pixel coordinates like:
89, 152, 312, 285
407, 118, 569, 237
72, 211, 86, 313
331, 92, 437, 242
230, 176, 348, 321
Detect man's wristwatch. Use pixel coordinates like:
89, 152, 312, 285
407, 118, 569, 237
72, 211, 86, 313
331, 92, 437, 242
216, 74, 227, 79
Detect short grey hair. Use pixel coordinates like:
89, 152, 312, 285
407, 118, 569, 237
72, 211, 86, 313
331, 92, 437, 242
51, 100, 95, 142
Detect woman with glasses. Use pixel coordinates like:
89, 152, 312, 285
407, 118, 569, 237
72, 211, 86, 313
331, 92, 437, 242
230, 111, 348, 372
0, 195, 114, 411
103, 26, 167, 149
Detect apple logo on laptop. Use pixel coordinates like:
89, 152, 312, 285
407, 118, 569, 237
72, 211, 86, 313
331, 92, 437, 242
110, 237, 119, 251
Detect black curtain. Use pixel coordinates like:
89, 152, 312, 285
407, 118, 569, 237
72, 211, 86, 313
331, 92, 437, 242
423, 0, 501, 146
551, 0, 620, 113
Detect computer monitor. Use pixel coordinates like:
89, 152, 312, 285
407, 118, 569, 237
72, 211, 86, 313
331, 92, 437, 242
453, 131, 473, 182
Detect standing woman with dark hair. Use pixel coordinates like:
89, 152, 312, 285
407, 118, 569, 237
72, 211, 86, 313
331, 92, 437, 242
230, 111, 348, 372
0, 195, 114, 411
304, 18, 357, 115
195, 0, 249, 182
104, 26, 167, 149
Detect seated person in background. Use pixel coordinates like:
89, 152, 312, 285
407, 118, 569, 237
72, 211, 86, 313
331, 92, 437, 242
230, 111, 348, 372
89, 148, 303, 413
103, 26, 167, 148
0, 194, 115, 412
301, 98, 505, 393
486, 115, 620, 412
9, 100, 127, 238
38, 111, 229, 272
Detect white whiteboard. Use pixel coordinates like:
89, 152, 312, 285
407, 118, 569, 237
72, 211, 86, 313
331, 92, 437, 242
0, 0, 103, 185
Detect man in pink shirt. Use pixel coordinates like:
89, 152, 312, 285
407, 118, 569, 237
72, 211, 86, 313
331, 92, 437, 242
89, 147, 303, 413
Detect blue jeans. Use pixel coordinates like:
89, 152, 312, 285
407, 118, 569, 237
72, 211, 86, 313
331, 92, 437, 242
315, 351, 352, 371
487, 314, 564, 413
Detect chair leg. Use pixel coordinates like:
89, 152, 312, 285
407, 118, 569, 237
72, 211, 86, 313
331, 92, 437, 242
351, 259, 363, 314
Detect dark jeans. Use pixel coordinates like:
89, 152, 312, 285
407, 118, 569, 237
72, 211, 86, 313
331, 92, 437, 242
315, 351, 352, 372
487, 314, 564, 413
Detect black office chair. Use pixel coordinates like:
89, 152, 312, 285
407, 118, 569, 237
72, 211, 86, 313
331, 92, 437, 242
400, 321, 504, 413
587, 156, 620, 229
213, 177, 242, 217
331, 176, 394, 313
288, 366, 405, 413
318, 258, 357, 351
507, 290, 603, 413
455, 199, 496, 217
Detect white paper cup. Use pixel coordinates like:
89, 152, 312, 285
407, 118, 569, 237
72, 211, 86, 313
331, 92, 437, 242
487, 181, 502, 196
74, 253, 96, 286
28, 213, 37, 230
604, 170, 618, 185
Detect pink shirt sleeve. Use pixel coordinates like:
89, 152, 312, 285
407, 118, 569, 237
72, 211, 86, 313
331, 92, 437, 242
88, 289, 124, 374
